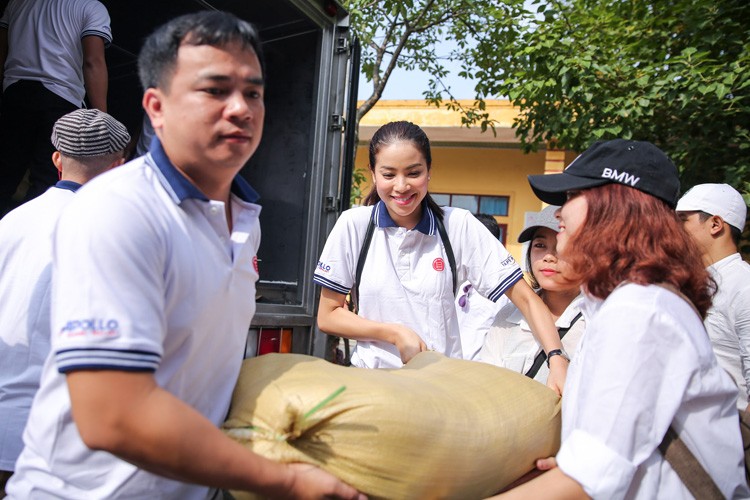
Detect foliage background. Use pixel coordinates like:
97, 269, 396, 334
345, 0, 750, 250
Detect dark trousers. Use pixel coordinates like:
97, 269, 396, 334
0, 80, 78, 215
0, 469, 11, 498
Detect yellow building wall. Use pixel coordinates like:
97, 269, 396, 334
361, 99, 518, 128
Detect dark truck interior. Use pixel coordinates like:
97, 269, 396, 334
97, 0, 348, 310
0, 0, 352, 355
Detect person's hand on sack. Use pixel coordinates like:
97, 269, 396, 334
390, 324, 428, 364
281, 463, 367, 499
545, 357, 568, 396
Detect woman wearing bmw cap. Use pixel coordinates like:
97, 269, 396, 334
492, 139, 748, 499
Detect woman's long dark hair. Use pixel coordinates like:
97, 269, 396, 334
363, 121, 444, 220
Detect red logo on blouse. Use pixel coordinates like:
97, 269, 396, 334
252, 256, 259, 273
433, 258, 445, 271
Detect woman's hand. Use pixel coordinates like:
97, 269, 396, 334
317, 288, 427, 365
546, 355, 568, 396
390, 324, 427, 364
494, 456, 557, 494
535, 456, 557, 471
283, 463, 367, 499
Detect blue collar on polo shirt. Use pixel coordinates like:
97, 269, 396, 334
54, 180, 82, 193
374, 200, 437, 235
148, 136, 260, 203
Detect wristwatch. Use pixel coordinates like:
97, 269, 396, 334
546, 348, 570, 367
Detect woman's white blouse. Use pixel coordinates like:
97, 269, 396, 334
556, 283, 748, 499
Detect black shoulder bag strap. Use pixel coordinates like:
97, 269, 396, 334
435, 215, 458, 294
350, 208, 377, 314
341, 209, 376, 365
354, 209, 457, 305
525, 311, 583, 379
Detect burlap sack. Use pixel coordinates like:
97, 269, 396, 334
223, 351, 561, 499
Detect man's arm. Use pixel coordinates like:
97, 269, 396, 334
81, 35, 107, 111
67, 370, 364, 499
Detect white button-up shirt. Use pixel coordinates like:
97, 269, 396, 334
0, 181, 80, 472
556, 283, 748, 499
706, 253, 750, 409
479, 293, 584, 384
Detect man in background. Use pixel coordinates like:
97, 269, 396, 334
677, 183, 750, 410
0, 0, 111, 215
0, 108, 129, 495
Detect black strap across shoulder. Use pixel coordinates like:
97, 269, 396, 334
342, 207, 455, 366
525, 311, 583, 379
352, 207, 457, 311
350, 208, 377, 313
435, 214, 458, 294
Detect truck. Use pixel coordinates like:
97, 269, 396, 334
101, 0, 359, 361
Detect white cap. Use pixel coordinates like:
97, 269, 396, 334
517, 205, 561, 243
676, 183, 747, 232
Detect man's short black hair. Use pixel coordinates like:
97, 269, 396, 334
138, 10, 265, 91
697, 210, 742, 247
474, 213, 500, 239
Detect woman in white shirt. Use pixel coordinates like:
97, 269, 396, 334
494, 139, 748, 499
313, 121, 568, 394
479, 205, 584, 385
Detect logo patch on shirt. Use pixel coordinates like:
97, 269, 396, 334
252, 255, 259, 274
433, 258, 445, 271
59, 319, 120, 340
317, 260, 331, 273
500, 255, 516, 266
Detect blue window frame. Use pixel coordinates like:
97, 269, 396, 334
432, 193, 509, 217
432, 193, 510, 245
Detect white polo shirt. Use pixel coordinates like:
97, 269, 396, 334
0, 0, 112, 106
556, 284, 748, 499
8, 139, 261, 499
314, 202, 523, 369
705, 253, 750, 409
479, 293, 585, 384
0, 181, 80, 472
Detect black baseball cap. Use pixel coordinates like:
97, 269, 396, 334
527, 139, 681, 208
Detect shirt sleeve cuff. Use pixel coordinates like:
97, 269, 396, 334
55, 347, 160, 373
556, 429, 637, 499
313, 274, 350, 295
488, 268, 524, 302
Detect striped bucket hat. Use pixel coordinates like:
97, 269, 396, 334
51, 108, 131, 157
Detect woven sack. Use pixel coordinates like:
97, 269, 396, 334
223, 351, 561, 499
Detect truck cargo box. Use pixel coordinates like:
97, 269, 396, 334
99, 0, 358, 359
